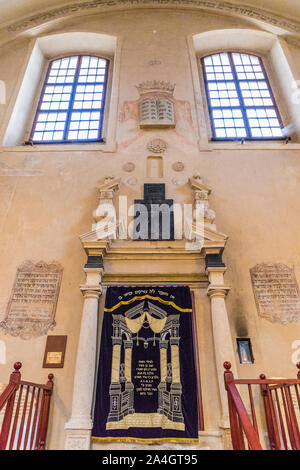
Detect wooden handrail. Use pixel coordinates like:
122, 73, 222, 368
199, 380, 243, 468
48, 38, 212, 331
20, 380, 53, 390
0, 362, 54, 450
224, 362, 263, 450
259, 364, 300, 450
223, 361, 300, 451
228, 379, 300, 385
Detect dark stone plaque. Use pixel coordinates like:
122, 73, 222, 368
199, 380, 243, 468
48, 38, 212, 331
133, 184, 174, 241
144, 183, 165, 201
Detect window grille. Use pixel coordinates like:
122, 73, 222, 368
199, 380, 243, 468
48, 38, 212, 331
201, 52, 284, 140
30, 55, 109, 143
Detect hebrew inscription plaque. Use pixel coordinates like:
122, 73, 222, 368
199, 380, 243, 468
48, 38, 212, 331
0, 261, 63, 339
250, 263, 300, 324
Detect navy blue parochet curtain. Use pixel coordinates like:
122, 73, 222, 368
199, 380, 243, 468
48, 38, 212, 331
92, 286, 198, 444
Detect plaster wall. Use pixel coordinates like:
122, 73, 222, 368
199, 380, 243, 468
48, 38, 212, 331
0, 8, 299, 449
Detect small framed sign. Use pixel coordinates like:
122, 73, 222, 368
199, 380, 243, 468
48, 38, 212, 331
43, 335, 67, 368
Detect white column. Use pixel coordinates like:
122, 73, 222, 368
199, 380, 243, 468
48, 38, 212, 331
207, 266, 238, 429
65, 266, 103, 450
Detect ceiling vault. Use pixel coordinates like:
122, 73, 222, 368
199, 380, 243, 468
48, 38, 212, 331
0, 0, 300, 46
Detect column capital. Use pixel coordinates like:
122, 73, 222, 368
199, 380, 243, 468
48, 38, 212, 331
170, 337, 180, 346
112, 337, 122, 346
80, 285, 102, 298
207, 285, 231, 298
206, 266, 227, 275
83, 267, 103, 275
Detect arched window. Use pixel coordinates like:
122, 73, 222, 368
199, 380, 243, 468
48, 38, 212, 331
201, 52, 284, 140
30, 55, 109, 143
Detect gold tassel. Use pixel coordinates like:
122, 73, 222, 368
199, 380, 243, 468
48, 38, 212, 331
92, 436, 199, 445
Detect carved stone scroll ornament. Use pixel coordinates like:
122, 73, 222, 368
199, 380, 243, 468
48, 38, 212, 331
0, 261, 63, 340
92, 176, 121, 240
189, 175, 216, 231
184, 175, 217, 250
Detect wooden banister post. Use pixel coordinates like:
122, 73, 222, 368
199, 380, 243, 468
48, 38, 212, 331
224, 362, 237, 448
282, 369, 300, 450
296, 363, 300, 418
0, 362, 22, 450
224, 362, 244, 450
259, 373, 281, 450
0, 362, 22, 412
9, 362, 22, 387
223, 361, 234, 389
35, 373, 54, 450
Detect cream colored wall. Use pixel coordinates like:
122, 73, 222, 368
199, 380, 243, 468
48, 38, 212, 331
0, 8, 300, 449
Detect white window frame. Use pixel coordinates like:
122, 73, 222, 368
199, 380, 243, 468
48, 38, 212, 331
1, 32, 121, 152
188, 28, 300, 150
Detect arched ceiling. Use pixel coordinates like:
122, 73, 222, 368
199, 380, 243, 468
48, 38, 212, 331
0, 0, 300, 43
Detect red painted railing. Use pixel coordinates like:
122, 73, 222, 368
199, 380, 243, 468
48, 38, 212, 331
224, 361, 300, 450
0, 362, 54, 450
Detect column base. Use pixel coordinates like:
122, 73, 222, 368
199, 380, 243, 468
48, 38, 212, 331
65, 428, 92, 450
218, 415, 230, 430
221, 428, 233, 450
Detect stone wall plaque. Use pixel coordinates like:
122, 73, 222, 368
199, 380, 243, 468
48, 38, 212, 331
250, 263, 300, 324
139, 99, 175, 128
0, 261, 63, 339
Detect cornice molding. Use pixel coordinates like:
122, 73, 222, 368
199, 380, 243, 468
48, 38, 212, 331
102, 272, 208, 284
79, 227, 227, 258
1, 0, 300, 45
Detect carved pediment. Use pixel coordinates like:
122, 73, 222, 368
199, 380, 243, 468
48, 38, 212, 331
80, 174, 228, 259
203, 226, 228, 243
